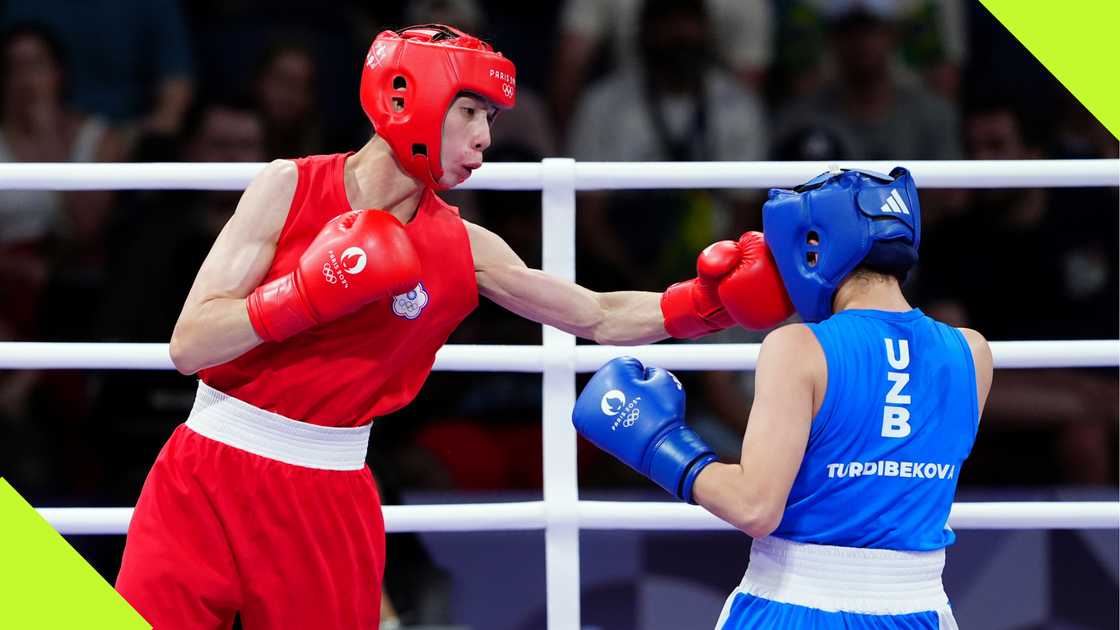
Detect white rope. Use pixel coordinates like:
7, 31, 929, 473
577, 501, 1120, 531
581, 340, 1120, 370
946, 502, 1120, 529
2, 340, 1116, 371
565, 160, 1120, 190
37, 501, 1120, 535
383, 502, 546, 532
34, 503, 548, 535
0, 159, 1114, 191
0, 163, 263, 191
0, 343, 173, 370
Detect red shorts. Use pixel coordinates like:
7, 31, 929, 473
116, 383, 385, 629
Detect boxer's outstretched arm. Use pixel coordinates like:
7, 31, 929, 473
169, 160, 297, 374
691, 324, 819, 537
467, 221, 668, 345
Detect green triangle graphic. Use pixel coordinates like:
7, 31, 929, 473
0, 478, 149, 629
980, 1, 1120, 140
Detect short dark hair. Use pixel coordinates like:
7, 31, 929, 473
252, 35, 316, 84
963, 93, 1043, 149
0, 22, 70, 109
0, 21, 68, 71
857, 240, 917, 286
178, 94, 259, 146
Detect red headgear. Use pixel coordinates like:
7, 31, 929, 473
360, 24, 517, 189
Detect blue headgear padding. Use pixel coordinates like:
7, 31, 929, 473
762, 167, 920, 322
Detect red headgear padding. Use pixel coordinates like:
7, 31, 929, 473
360, 24, 517, 190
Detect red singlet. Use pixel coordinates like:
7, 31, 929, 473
200, 152, 478, 426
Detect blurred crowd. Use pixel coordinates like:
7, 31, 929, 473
0, 0, 1116, 620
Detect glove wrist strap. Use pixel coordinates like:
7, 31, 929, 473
247, 274, 319, 343
661, 281, 724, 339
646, 426, 716, 502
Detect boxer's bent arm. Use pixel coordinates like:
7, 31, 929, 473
467, 221, 668, 345
169, 160, 297, 374
692, 324, 818, 537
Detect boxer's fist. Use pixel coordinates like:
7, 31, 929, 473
247, 210, 421, 342
659, 241, 739, 338
572, 357, 715, 502
713, 231, 794, 330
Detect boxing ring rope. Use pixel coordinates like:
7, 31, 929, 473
35, 501, 1120, 536
2, 159, 1118, 630
1, 340, 1118, 371
0, 158, 1116, 190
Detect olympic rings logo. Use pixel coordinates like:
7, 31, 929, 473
622, 408, 639, 428
322, 263, 338, 284
502, 84, 514, 99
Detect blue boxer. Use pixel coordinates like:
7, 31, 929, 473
573, 168, 992, 628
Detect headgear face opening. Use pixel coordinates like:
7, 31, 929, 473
360, 24, 517, 190
762, 167, 920, 323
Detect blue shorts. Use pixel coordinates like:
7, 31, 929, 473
718, 593, 948, 629
715, 537, 958, 630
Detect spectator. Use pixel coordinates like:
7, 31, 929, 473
774, 2, 962, 161
251, 38, 324, 160
551, 0, 772, 137
1, 0, 193, 136
568, 0, 767, 290
772, 0, 966, 102
0, 23, 123, 340
0, 23, 126, 519
896, 0, 967, 100
770, 124, 851, 162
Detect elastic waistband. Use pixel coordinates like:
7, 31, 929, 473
739, 536, 948, 615
185, 380, 370, 471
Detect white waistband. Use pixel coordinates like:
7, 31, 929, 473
185, 380, 371, 471
737, 537, 949, 615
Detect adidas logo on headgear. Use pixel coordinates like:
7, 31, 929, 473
880, 189, 910, 215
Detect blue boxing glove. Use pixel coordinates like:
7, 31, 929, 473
573, 357, 716, 503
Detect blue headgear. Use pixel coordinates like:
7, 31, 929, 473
762, 167, 920, 323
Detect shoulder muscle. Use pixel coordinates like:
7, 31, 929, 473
184, 160, 299, 303
957, 327, 993, 414
466, 220, 526, 271
229, 159, 299, 244
757, 323, 826, 414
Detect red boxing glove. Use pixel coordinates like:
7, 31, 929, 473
660, 241, 740, 339
247, 210, 421, 342
714, 231, 794, 330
